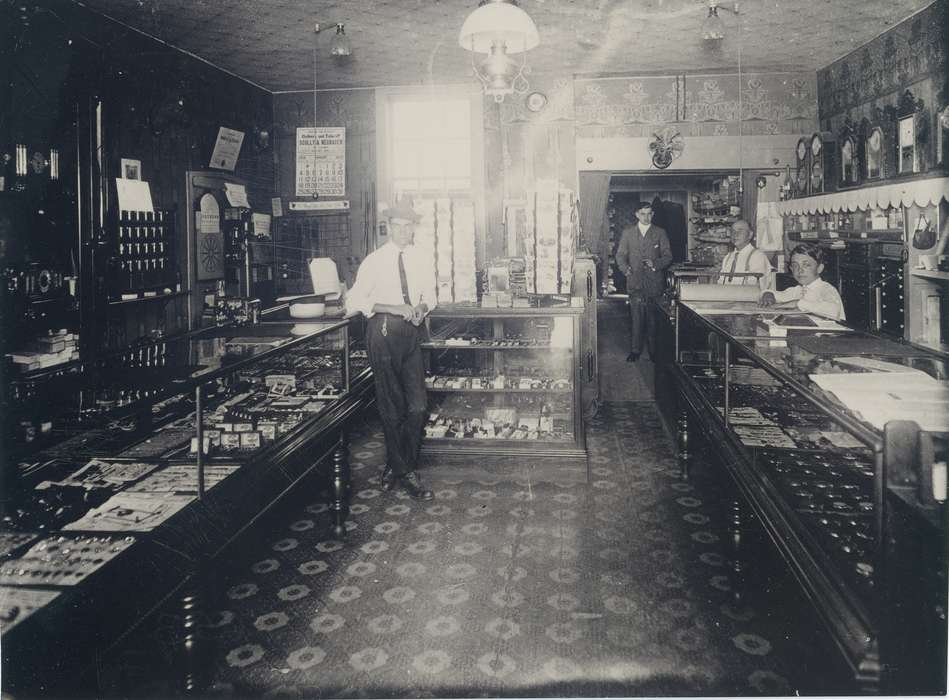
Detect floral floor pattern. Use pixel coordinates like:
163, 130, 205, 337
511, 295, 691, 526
110, 401, 846, 698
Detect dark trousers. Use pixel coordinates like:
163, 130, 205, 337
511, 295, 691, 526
366, 314, 427, 476
628, 290, 656, 355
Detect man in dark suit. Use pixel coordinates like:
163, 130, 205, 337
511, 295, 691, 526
615, 201, 673, 362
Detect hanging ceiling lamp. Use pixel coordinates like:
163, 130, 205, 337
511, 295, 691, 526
458, 0, 539, 102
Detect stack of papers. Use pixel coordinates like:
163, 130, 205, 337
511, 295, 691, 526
809, 368, 949, 433
758, 315, 850, 337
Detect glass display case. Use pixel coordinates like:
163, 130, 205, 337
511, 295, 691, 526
421, 304, 588, 482
0, 315, 373, 697
672, 300, 947, 693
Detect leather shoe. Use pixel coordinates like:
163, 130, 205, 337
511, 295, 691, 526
399, 471, 434, 501
626, 352, 640, 362
380, 465, 395, 491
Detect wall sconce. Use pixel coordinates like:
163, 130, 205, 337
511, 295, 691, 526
702, 0, 739, 41
329, 23, 351, 57
458, 0, 539, 103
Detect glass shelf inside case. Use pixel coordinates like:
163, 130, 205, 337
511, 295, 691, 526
420, 305, 588, 481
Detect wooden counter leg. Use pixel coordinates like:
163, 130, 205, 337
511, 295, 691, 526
331, 433, 350, 538
677, 407, 691, 481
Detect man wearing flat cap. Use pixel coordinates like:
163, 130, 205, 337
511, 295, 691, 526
615, 201, 672, 362
345, 197, 437, 500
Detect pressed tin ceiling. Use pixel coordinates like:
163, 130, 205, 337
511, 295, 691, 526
72, 0, 935, 93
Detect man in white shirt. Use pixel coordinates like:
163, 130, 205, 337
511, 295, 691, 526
718, 219, 772, 292
760, 242, 846, 320
345, 197, 437, 500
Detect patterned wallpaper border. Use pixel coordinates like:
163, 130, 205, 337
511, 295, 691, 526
574, 72, 818, 138
817, 0, 946, 120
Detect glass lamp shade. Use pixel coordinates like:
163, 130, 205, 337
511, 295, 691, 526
458, 0, 539, 54
330, 23, 352, 57
701, 7, 725, 40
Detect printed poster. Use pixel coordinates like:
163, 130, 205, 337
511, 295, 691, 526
296, 127, 345, 197
209, 127, 245, 171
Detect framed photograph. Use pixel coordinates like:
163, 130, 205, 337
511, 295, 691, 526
121, 158, 142, 181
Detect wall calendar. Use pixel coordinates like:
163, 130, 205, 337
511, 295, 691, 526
295, 127, 346, 198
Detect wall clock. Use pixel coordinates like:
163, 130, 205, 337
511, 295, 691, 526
808, 132, 836, 195
795, 137, 809, 196
525, 92, 547, 113
838, 119, 859, 188
865, 126, 883, 180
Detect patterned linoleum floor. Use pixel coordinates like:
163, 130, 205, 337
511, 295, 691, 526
107, 401, 848, 698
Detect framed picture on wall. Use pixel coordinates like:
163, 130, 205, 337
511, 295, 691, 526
120, 158, 142, 181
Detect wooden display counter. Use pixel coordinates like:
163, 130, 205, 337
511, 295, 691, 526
0, 317, 374, 697
419, 303, 589, 483
666, 298, 947, 693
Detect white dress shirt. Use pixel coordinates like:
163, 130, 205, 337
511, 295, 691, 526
345, 240, 438, 318
773, 278, 846, 320
718, 243, 773, 291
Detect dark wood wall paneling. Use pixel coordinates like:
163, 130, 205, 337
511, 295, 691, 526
2, 1, 274, 350
816, 0, 948, 171
272, 90, 374, 289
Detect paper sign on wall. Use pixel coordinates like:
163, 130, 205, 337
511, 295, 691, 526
115, 178, 154, 212
252, 213, 272, 238
198, 193, 220, 234
295, 127, 345, 197
210, 127, 245, 171
224, 182, 249, 208
196, 192, 224, 281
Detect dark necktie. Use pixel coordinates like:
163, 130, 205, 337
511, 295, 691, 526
726, 251, 738, 283
398, 251, 412, 304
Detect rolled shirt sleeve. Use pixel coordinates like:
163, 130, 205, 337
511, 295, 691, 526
344, 242, 438, 318
774, 280, 845, 320
344, 256, 378, 318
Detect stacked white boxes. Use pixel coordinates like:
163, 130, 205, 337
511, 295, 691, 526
412, 197, 478, 304
524, 186, 577, 295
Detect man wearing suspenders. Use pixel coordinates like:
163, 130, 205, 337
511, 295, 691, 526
718, 219, 773, 292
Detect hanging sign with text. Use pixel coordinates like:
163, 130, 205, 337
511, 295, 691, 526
295, 127, 346, 197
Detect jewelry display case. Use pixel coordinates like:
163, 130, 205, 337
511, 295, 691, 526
420, 303, 588, 483
671, 300, 947, 693
0, 314, 373, 696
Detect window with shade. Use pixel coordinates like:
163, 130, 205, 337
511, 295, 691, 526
376, 87, 484, 202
